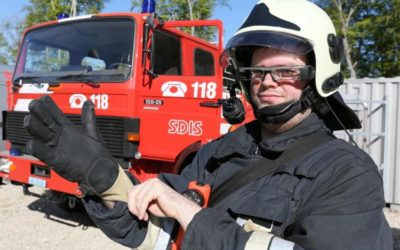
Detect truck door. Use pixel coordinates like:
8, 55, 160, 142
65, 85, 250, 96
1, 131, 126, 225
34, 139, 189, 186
138, 22, 224, 162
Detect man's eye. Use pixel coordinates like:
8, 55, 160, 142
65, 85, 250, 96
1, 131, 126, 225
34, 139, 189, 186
251, 70, 264, 77
275, 69, 298, 77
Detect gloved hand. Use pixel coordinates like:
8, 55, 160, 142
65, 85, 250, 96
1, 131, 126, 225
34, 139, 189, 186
24, 95, 118, 196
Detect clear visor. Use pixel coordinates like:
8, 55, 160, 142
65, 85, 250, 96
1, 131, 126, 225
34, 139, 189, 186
220, 31, 313, 68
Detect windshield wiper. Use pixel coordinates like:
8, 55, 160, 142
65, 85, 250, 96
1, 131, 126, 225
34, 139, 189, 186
12, 76, 54, 91
13, 76, 40, 86
56, 74, 100, 88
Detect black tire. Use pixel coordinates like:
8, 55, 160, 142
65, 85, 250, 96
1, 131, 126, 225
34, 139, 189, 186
52, 191, 83, 212
22, 184, 32, 195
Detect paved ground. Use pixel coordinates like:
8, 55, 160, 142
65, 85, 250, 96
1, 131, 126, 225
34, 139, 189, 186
0, 180, 398, 249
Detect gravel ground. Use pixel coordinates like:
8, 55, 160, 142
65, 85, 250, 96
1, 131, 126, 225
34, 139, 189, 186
0, 181, 130, 250
385, 208, 400, 249
0, 180, 398, 249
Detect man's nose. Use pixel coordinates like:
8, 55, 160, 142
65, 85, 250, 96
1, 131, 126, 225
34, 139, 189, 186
261, 72, 277, 86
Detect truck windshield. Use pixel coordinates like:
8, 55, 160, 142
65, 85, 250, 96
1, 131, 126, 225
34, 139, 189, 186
13, 17, 135, 85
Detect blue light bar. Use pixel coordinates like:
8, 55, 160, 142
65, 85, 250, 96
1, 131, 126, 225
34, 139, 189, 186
57, 13, 70, 20
141, 0, 156, 13
9, 148, 22, 156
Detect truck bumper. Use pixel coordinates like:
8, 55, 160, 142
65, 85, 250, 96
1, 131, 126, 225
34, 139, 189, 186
0, 150, 78, 195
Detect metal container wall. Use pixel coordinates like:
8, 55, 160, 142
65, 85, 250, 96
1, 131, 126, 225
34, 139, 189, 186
338, 77, 400, 204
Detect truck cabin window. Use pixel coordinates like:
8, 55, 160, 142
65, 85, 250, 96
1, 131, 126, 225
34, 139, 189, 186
152, 30, 182, 75
14, 18, 135, 84
194, 48, 214, 76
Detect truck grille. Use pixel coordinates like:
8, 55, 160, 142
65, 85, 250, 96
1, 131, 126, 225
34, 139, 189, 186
2, 111, 138, 159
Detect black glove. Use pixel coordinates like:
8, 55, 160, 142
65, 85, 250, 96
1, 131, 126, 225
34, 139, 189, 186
24, 95, 118, 196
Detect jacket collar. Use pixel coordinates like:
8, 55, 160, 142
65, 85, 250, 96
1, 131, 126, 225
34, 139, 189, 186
213, 112, 327, 159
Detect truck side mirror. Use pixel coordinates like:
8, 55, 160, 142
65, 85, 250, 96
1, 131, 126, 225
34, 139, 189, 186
142, 15, 160, 79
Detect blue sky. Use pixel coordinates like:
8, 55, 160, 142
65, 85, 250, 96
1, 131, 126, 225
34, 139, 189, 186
0, 0, 258, 45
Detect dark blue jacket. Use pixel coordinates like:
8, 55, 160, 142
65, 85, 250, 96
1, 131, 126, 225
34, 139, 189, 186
84, 113, 393, 249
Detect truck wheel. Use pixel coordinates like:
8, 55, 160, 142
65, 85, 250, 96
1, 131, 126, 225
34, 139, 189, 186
48, 191, 82, 211
60, 194, 82, 211
22, 184, 31, 195
67, 196, 78, 210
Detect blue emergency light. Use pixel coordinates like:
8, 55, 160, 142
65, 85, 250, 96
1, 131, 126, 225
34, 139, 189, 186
9, 148, 22, 156
142, 0, 156, 13
57, 13, 70, 20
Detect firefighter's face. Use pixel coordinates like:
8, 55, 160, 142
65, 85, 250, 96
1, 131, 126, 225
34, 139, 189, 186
249, 47, 308, 110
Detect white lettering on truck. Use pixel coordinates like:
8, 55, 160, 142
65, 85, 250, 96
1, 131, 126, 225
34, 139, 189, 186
168, 119, 203, 136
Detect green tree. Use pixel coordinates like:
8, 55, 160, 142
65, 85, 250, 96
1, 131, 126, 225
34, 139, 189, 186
0, 33, 8, 65
130, 0, 230, 41
24, 0, 111, 28
312, 0, 400, 78
0, 0, 111, 65
0, 0, 110, 65
361, 0, 400, 78
0, 19, 24, 65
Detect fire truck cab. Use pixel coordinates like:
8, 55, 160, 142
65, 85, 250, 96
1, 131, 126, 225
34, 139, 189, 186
0, 12, 253, 205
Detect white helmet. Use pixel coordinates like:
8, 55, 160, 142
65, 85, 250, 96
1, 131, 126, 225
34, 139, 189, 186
220, 0, 361, 130
221, 0, 344, 97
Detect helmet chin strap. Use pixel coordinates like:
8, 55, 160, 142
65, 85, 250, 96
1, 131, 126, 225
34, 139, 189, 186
255, 100, 304, 124
254, 85, 317, 124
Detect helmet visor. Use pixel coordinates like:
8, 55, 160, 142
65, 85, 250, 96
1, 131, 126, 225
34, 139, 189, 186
221, 31, 313, 67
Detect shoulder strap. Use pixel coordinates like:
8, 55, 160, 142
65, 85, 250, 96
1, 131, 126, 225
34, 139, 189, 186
209, 131, 333, 207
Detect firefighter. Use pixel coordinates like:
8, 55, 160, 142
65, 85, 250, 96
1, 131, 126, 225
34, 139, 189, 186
24, 0, 392, 249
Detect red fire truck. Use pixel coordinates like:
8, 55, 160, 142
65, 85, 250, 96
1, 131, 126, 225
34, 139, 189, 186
0, 10, 253, 208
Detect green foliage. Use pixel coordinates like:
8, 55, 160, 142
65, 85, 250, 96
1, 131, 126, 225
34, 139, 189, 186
24, 0, 111, 28
358, 0, 400, 78
131, 0, 230, 41
0, 20, 24, 65
312, 0, 400, 78
0, 34, 7, 65
0, 0, 111, 65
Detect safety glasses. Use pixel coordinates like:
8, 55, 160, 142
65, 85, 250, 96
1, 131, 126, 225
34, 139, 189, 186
238, 65, 315, 83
